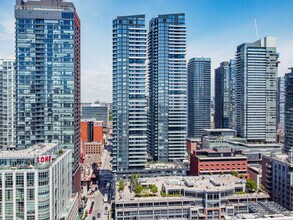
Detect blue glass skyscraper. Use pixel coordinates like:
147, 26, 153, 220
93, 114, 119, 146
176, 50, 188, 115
229, 59, 236, 129
148, 13, 187, 161
285, 68, 293, 159
15, 0, 81, 191
112, 15, 147, 174
187, 57, 211, 139
214, 61, 230, 129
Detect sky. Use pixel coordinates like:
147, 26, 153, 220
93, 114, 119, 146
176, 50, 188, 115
0, 0, 292, 103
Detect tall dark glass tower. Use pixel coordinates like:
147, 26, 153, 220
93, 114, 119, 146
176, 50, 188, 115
15, 0, 81, 191
229, 59, 236, 129
148, 13, 187, 161
112, 15, 147, 174
285, 68, 293, 160
276, 76, 285, 143
214, 61, 230, 129
187, 57, 211, 139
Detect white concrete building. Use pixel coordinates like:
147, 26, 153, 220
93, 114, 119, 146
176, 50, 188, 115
235, 36, 278, 143
0, 59, 15, 149
115, 175, 271, 220
0, 143, 78, 220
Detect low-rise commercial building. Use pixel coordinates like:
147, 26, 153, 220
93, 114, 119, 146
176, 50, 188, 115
190, 147, 248, 177
247, 165, 262, 187
202, 129, 236, 148
115, 161, 188, 179
186, 138, 197, 155
201, 129, 281, 164
84, 142, 103, 155
115, 175, 269, 220
262, 153, 293, 211
81, 103, 108, 122
0, 143, 78, 220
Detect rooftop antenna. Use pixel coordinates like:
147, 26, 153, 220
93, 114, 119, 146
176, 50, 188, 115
254, 19, 259, 40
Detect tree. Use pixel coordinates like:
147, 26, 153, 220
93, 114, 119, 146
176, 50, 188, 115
149, 184, 158, 194
246, 179, 257, 192
130, 174, 139, 189
134, 185, 144, 195
58, 149, 64, 156
118, 179, 125, 191
230, 170, 239, 177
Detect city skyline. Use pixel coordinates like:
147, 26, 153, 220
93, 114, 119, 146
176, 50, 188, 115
0, 0, 292, 103
1, 0, 293, 219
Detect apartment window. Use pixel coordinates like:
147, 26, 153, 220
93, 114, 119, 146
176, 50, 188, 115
5, 174, 13, 188
16, 174, 24, 187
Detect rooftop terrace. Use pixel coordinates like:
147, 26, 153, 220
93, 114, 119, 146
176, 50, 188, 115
115, 175, 268, 202
0, 143, 58, 158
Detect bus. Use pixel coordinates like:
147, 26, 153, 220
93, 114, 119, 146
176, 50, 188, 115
103, 194, 108, 203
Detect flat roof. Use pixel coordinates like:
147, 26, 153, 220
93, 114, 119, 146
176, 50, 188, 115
116, 175, 257, 202
204, 129, 236, 132
146, 162, 187, 170
0, 143, 58, 158
16, 0, 75, 11
248, 165, 262, 174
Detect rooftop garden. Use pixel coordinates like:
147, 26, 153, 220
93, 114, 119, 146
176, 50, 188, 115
160, 191, 183, 197
118, 179, 125, 192
130, 174, 158, 197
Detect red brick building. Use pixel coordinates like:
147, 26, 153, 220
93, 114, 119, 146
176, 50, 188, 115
190, 147, 248, 178
186, 138, 197, 155
80, 120, 103, 144
84, 142, 103, 155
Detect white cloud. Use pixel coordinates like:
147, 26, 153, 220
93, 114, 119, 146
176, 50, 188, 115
0, 12, 15, 60
81, 67, 112, 103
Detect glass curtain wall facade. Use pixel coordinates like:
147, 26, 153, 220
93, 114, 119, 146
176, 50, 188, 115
235, 37, 277, 143
229, 59, 236, 129
0, 60, 15, 149
187, 57, 211, 139
15, 0, 81, 192
214, 61, 230, 129
81, 104, 108, 122
276, 76, 285, 143
112, 15, 147, 173
285, 68, 293, 159
148, 13, 187, 161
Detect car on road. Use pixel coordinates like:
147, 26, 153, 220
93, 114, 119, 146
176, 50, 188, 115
105, 206, 108, 211
92, 217, 96, 220
97, 213, 101, 218
89, 201, 95, 214
104, 211, 109, 215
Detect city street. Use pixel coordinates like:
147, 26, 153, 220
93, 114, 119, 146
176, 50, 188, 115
86, 149, 113, 220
